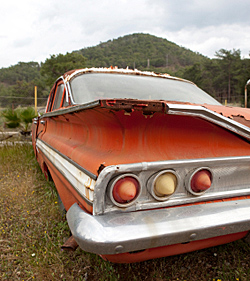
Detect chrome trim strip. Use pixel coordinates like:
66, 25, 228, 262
36, 139, 96, 202
66, 81, 73, 104
94, 156, 250, 215
37, 139, 97, 180
41, 102, 250, 141
60, 76, 69, 103
167, 103, 250, 141
67, 200, 250, 255
40, 100, 100, 118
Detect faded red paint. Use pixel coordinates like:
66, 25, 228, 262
40, 101, 250, 177
31, 69, 250, 262
33, 99, 250, 213
101, 232, 248, 263
204, 104, 250, 127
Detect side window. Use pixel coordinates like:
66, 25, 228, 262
52, 83, 65, 110
62, 92, 69, 107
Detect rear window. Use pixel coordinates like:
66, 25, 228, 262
70, 73, 220, 105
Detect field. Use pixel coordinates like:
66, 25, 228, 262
1, 144, 250, 280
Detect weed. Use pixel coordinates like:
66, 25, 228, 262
1, 144, 250, 280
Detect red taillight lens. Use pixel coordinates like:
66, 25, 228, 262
190, 169, 212, 193
112, 176, 140, 204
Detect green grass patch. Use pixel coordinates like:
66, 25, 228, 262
1, 144, 250, 280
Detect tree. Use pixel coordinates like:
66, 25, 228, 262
40, 52, 86, 87
215, 49, 241, 102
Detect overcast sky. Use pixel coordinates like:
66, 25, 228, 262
1, 0, 250, 68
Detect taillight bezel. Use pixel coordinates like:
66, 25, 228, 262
186, 167, 213, 196
147, 170, 179, 201
108, 174, 142, 208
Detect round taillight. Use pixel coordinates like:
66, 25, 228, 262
148, 170, 178, 201
187, 168, 213, 195
154, 172, 177, 197
110, 175, 141, 207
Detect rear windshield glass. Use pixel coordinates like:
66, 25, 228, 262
70, 73, 220, 105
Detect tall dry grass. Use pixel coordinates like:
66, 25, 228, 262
1, 144, 250, 280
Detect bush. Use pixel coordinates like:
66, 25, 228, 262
1, 107, 37, 132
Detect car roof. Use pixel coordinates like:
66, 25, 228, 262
62, 67, 195, 86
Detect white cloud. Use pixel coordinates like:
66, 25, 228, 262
161, 24, 250, 58
1, 0, 250, 68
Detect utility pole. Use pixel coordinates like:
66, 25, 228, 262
34, 86, 37, 115
245, 79, 250, 108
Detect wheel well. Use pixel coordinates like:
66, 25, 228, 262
43, 162, 52, 181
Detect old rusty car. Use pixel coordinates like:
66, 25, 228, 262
32, 67, 250, 263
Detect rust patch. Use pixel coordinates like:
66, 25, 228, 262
101, 99, 165, 115
61, 236, 78, 251
97, 163, 106, 175
204, 104, 250, 128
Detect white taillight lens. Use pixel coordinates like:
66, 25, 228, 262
154, 172, 177, 197
148, 170, 178, 201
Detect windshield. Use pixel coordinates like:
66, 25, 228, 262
70, 73, 220, 105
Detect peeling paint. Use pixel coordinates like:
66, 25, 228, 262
63, 67, 193, 86
204, 104, 250, 128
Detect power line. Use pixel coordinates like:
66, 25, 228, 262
1, 96, 47, 100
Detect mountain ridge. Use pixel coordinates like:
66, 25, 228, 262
78, 33, 209, 71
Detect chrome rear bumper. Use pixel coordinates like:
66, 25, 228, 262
66, 199, 250, 255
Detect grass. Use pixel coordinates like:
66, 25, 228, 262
1, 144, 250, 280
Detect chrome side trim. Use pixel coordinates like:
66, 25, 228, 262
67, 199, 250, 255
167, 103, 250, 141
36, 139, 96, 202
41, 100, 100, 118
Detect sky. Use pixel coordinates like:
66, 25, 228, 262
1, 0, 250, 68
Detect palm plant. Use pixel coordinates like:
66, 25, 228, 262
1, 107, 37, 133
20, 107, 37, 132
1, 108, 21, 128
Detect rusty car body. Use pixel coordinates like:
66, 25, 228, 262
32, 67, 250, 263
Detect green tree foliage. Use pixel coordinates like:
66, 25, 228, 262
214, 49, 242, 102
0, 62, 41, 85
180, 49, 250, 104
40, 52, 86, 87
0, 34, 250, 107
0, 62, 48, 108
79, 33, 207, 70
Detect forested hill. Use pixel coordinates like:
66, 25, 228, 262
0, 33, 250, 108
79, 33, 208, 70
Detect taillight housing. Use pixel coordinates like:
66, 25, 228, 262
186, 167, 213, 195
148, 170, 179, 201
109, 174, 141, 207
